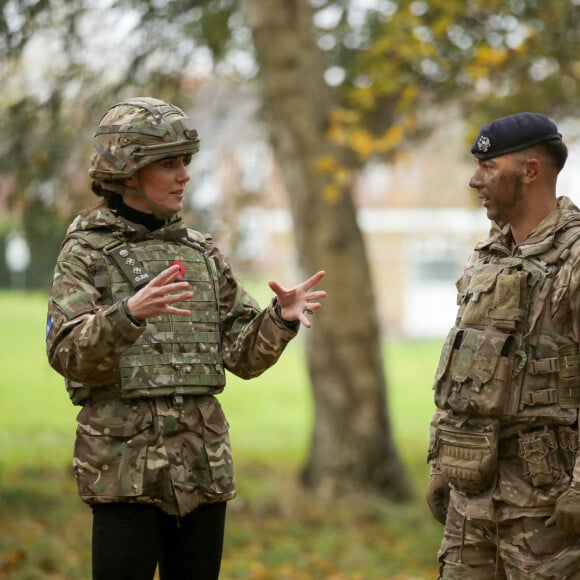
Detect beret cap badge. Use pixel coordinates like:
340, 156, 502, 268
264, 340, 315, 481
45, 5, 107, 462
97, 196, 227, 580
477, 136, 491, 153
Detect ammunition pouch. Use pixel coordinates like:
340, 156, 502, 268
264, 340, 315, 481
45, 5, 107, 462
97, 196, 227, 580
518, 427, 561, 487
557, 426, 579, 473
499, 426, 578, 489
434, 327, 515, 416
435, 326, 580, 418
434, 415, 499, 494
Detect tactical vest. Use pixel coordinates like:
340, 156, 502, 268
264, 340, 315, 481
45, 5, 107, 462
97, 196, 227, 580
434, 225, 580, 421
65, 227, 225, 403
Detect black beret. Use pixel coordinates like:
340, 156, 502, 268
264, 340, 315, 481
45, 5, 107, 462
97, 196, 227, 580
471, 112, 562, 160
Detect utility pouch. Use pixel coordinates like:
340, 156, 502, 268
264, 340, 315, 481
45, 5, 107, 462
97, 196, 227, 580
518, 427, 562, 488
459, 263, 503, 327
487, 272, 527, 331
557, 426, 579, 473
435, 415, 499, 494
557, 344, 580, 409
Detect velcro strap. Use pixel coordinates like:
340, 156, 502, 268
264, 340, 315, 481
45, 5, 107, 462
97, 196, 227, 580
488, 307, 526, 322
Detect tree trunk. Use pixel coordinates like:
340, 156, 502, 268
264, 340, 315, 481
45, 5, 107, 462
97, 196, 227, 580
241, 0, 409, 501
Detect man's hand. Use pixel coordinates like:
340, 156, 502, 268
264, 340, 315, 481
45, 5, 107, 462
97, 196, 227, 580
552, 485, 580, 534
426, 473, 450, 525
268, 270, 327, 329
126, 264, 193, 321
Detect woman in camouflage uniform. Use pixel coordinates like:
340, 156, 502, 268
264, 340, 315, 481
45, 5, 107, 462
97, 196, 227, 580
46, 97, 326, 580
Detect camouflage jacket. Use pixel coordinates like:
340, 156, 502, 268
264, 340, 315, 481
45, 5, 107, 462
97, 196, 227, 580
429, 196, 580, 521
46, 207, 299, 515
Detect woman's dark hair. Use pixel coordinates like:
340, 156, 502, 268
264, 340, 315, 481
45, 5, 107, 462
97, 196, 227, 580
81, 180, 115, 215
91, 180, 116, 201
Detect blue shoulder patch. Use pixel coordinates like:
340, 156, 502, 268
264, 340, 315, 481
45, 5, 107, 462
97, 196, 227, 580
46, 315, 53, 341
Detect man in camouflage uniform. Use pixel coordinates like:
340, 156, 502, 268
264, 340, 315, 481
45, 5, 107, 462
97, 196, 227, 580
46, 97, 326, 580
426, 112, 580, 579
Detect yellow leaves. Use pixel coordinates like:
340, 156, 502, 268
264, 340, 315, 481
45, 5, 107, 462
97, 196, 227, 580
476, 46, 509, 67
344, 124, 405, 159
322, 171, 350, 203
398, 85, 419, 111
350, 128, 376, 159
322, 184, 340, 203
315, 155, 337, 174
316, 155, 351, 203
465, 46, 509, 80
317, 111, 414, 203
326, 107, 416, 163
327, 108, 360, 145
376, 124, 404, 154
319, 102, 418, 202
349, 85, 376, 111
431, 15, 457, 39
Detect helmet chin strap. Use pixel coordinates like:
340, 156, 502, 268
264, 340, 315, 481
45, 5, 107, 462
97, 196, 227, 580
142, 196, 178, 221
103, 181, 179, 221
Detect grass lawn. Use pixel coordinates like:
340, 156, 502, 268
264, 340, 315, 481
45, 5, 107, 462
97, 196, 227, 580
0, 290, 444, 579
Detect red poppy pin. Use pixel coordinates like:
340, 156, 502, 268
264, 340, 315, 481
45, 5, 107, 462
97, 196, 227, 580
170, 260, 186, 279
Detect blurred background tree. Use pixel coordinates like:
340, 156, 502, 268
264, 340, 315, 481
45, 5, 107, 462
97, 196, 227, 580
0, 0, 578, 500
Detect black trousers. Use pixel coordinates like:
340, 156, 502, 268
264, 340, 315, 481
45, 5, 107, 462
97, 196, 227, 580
91, 501, 227, 580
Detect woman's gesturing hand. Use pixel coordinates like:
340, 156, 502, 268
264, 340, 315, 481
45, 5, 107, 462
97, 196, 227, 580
126, 264, 193, 321
268, 270, 327, 329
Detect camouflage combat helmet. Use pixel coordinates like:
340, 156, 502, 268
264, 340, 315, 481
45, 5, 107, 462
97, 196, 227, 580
89, 97, 200, 181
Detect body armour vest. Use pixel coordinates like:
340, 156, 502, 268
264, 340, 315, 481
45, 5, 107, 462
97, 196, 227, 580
65, 227, 225, 404
434, 223, 580, 422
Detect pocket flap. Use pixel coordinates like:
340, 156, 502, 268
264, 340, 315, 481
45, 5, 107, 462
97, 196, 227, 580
437, 415, 500, 450
452, 328, 512, 384
468, 264, 504, 294
198, 398, 229, 435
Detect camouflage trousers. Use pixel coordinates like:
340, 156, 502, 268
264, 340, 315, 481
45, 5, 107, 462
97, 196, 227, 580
438, 502, 580, 579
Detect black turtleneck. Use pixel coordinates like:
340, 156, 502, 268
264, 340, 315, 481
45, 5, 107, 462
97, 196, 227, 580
109, 195, 168, 231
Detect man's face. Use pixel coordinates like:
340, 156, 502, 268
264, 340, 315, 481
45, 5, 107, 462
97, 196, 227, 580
469, 154, 524, 225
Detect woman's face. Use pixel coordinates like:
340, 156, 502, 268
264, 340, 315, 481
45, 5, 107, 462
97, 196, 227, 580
124, 156, 191, 215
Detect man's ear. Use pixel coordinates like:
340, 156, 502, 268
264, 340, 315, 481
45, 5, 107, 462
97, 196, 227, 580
523, 158, 540, 184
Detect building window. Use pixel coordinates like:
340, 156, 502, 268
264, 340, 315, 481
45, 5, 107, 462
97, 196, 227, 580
410, 239, 463, 284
